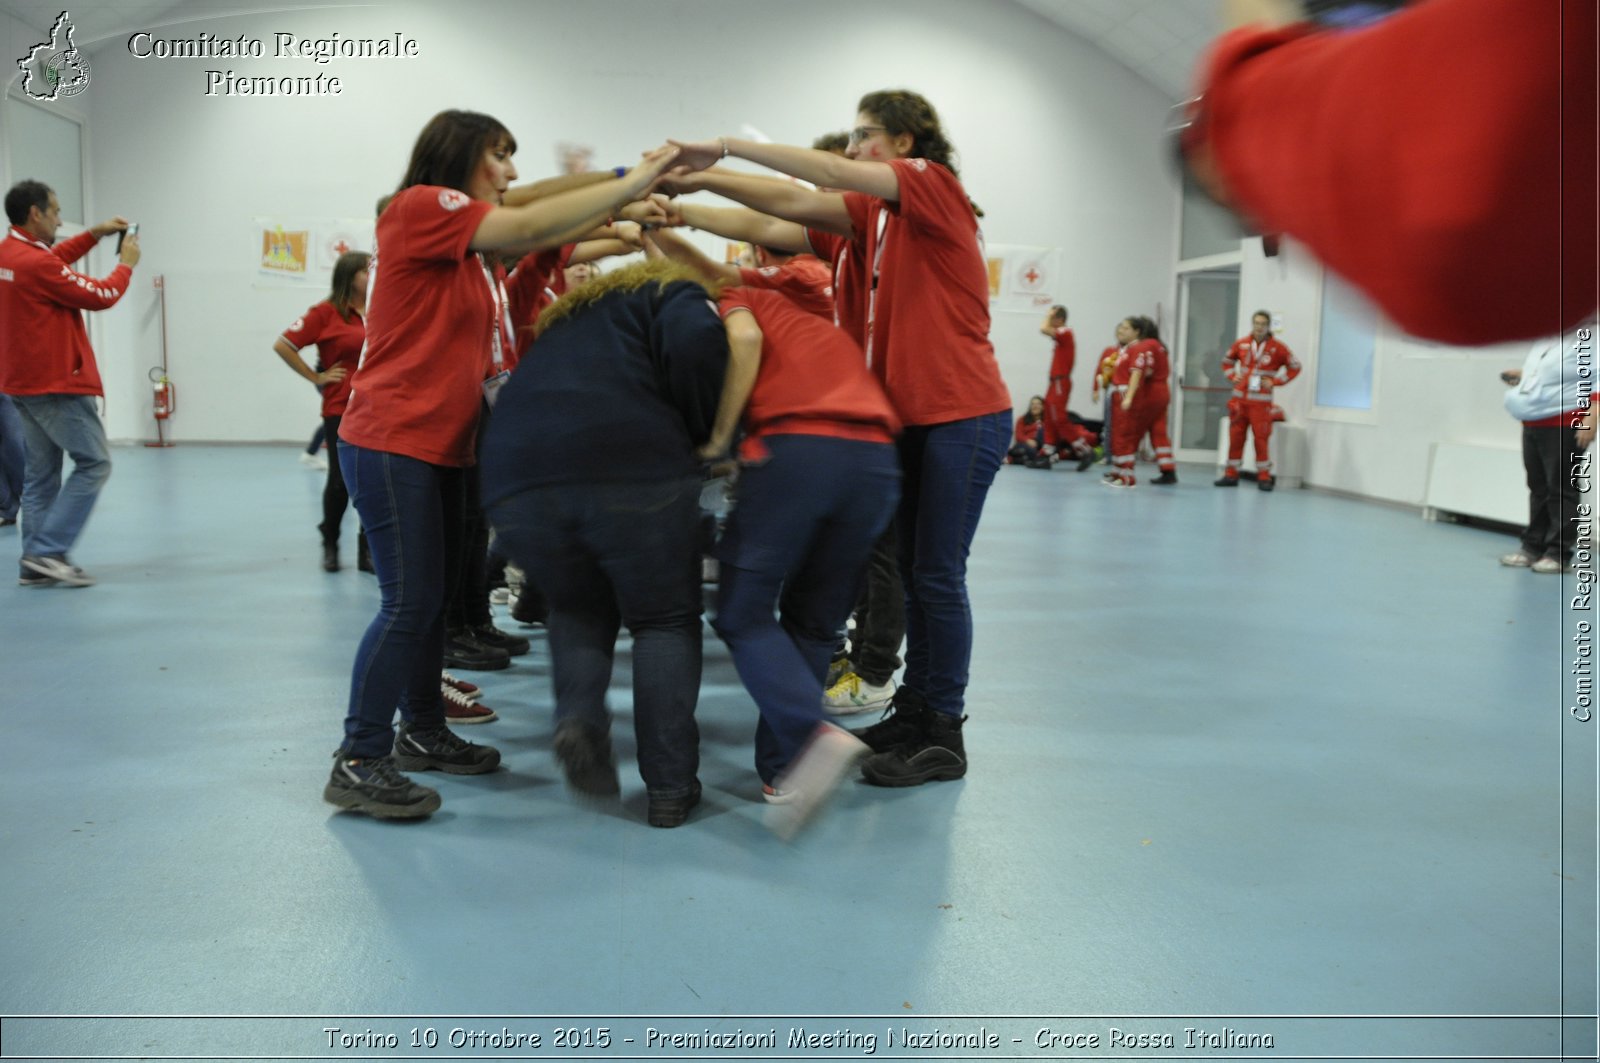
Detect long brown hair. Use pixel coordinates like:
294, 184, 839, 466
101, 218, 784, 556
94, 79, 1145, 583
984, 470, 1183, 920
858, 90, 958, 176
329, 251, 371, 322
398, 110, 516, 193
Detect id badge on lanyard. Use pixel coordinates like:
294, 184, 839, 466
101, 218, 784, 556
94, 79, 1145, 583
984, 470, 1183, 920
479, 257, 512, 408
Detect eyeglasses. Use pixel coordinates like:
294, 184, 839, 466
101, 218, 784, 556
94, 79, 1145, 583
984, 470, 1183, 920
847, 125, 887, 145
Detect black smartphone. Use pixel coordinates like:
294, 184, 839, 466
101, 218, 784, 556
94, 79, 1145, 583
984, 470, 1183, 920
116, 223, 138, 252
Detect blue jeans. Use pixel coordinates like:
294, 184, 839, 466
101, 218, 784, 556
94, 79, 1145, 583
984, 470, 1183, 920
487, 477, 704, 797
337, 442, 464, 757
10, 394, 112, 560
0, 395, 24, 520
896, 410, 1009, 718
713, 436, 900, 784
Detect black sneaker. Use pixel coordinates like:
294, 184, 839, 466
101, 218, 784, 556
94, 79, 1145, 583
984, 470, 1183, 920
393, 722, 501, 775
1258, 477, 1276, 492
324, 752, 441, 818
860, 712, 967, 787
443, 629, 511, 671
647, 779, 702, 828
553, 720, 620, 796
1152, 470, 1178, 485
471, 623, 531, 656
850, 687, 928, 754
1214, 475, 1239, 487
18, 564, 55, 588
511, 590, 548, 626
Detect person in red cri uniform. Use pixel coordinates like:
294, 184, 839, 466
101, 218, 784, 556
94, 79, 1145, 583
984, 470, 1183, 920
1009, 395, 1055, 468
1040, 305, 1075, 438
695, 278, 900, 833
322, 108, 680, 821
0, 181, 137, 588
641, 226, 834, 321
1216, 309, 1300, 491
666, 89, 1012, 788
1181, 0, 1597, 345
1105, 316, 1177, 488
273, 251, 369, 573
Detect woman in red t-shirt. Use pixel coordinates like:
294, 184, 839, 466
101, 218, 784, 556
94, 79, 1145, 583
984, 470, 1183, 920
1009, 396, 1054, 467
1106, 316, 1178, 488
666, 89, 1012, 790
273, 250, 368, 573
323, 109, 680, 821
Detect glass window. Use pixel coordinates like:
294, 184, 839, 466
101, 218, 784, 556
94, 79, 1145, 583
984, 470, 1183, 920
1314, 274, 1378, 409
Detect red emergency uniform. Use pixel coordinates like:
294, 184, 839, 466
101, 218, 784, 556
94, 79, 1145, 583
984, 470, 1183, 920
1219, 334, 1300, 481
1108, 339, 1175, 485
1043, 326, 1075, 440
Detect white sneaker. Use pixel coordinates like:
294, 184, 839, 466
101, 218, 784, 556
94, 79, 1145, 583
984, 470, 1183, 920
763, 724, 869, 839
300, 451, 328, 471
21, 554, 93, 587
1499, 550, 1536, 567
823, 672, 895, 715
1532, 556, 1567, 574
489, 586, 512, 606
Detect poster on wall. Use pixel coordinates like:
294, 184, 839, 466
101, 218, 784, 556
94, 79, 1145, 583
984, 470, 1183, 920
319, 224, 374, 269
986, 243, 1063, 313
258, 222, 310, 278
254, 218, 373, 287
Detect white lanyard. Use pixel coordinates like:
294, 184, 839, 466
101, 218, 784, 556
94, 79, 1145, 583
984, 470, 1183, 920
863, 208, 890, 370
478, 255, 511, 375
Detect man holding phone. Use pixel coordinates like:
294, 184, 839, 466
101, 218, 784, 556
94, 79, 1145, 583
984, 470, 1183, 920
0, 180, 139, 587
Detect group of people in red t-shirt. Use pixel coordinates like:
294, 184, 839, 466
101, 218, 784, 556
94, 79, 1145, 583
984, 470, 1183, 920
315, 91, 1016, 834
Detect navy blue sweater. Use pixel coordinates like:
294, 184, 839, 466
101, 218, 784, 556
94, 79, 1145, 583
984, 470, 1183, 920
481, 279, 728, 503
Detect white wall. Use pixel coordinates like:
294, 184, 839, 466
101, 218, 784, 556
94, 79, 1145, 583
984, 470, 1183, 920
1235, 237, 1526, 507
65, 0, 1179, 443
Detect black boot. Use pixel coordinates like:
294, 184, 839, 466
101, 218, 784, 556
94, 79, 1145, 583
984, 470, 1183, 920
471, 622, 531, 656
860, 711, 967, 787
850, 686, 929, 754
443, 628, 511, 671
321, 541, 340, 573
1152, 469, 1178, 485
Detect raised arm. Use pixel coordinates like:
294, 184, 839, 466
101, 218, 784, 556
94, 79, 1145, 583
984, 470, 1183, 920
469, 146, 677, 256
668, 168, 852, 238
670, 136, 901, 202
641, 228, 740, 287
501, 170, 615, 208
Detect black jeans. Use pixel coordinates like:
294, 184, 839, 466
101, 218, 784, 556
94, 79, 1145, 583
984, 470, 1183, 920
487, 477, 704, 796
850, 521, 905, 686
1521, 422, 1584, 563
318, 414, 349, 546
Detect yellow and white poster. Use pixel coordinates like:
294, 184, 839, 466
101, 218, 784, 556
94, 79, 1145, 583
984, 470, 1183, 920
259, 223, 309, 277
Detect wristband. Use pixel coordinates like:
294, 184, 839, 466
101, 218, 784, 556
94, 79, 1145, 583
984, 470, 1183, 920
719, 137, 729, 159
612, 165, 626, 179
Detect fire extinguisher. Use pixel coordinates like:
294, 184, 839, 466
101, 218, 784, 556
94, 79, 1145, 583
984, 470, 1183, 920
148, 366, 175, 420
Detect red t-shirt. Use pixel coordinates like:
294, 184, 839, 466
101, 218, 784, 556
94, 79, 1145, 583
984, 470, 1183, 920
505, 243, 575, 361
718, 286, 899, 459
1049, 327, 1075, 380
280, 300, 365, 417
1118, 339, 1170, 398
813, 159, 1010, 426
1197, 0, 1596, 344
737, 254, 833, 321
805, 228, 867, 345
338, 185, 498, 467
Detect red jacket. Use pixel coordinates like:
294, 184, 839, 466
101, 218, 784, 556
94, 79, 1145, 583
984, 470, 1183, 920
0, 227, 131, 396
1194, 0, 1597, 345
1222, 335, 1299, 401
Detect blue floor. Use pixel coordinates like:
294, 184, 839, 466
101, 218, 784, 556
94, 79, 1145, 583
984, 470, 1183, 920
0, 446, 1593, 1062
